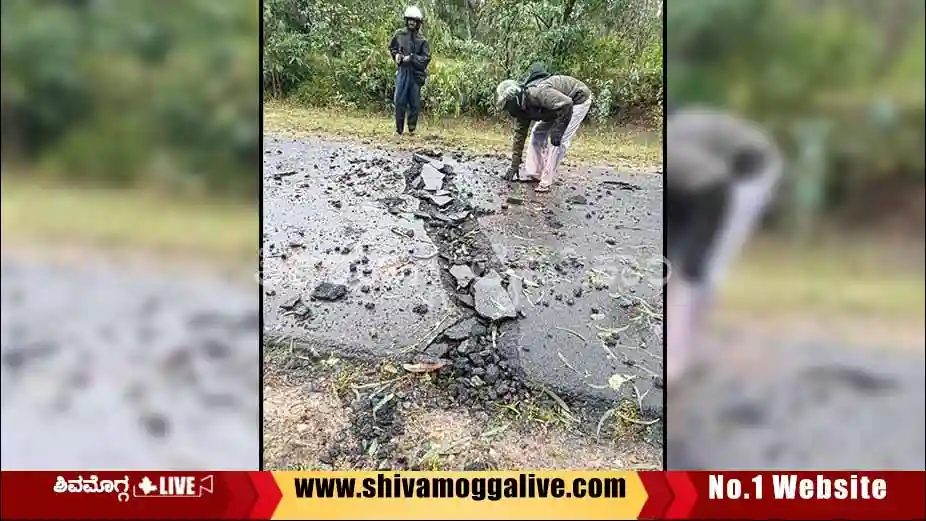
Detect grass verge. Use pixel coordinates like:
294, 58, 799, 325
264, 100, 661, 169
1, 176, 256, 264
720, 235, 925, 325
263, 340, 661, 471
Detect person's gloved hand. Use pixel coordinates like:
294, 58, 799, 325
504, 164, 519, 181
403, 55, 412, 63
395, 54, 403, 65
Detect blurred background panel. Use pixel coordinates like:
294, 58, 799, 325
666, 0, 925, 469
1, 0, 260, 469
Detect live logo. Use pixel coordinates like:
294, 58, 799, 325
158, 476, 197, 496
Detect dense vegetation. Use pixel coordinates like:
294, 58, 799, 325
263, 0, 664, 125
669, 0, 925, 232
6, 0, 921, 234
1, 0, 259, 198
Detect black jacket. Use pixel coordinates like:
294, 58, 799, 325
388, 28, 431, 85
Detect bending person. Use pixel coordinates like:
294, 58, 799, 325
495, 74, 592, 193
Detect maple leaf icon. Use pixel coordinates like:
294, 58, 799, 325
138, 477, 158, 495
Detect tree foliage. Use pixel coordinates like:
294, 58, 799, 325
668, 0, 925, 223
263, 0, 664, 125
2, 0, 259, 198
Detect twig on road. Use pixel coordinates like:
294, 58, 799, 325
555, 326, 588, 343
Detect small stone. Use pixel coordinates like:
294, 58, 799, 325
412, 303, 429, 315
469, 322, 487, 337
483, 365, 500, 385
456, 339, 471, 354
140, 413, 170, 439
312, 283, 348, 301
424, 342, 451, 358
443, 318, 479, 341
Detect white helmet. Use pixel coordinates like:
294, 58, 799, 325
404, 6, 423, 21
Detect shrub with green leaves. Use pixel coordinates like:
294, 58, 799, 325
263, 0, 664, 124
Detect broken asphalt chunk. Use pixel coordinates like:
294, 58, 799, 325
311, 282, 347, 302
280, 296, 312, 319
454, 293, 475, 308
442, 317, 480, 341
507, 274, 524, 314
419, 164, 445, 191
601, 180, 641, 191
425, 194, 454, 207
271, 170, 297, 180
473, 270, 518, 321
449, 264, 476, 290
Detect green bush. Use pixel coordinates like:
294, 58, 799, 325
264, 0, 664, 125
2, 0, 259, 199
668, 0, 925, 226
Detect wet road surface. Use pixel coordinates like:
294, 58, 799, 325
262, 136, 664, 411
670, 332, 926, 470
1, 257, 259, 469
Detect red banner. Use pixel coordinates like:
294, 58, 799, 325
0, 470, 923, 520
640, 471, 926, 519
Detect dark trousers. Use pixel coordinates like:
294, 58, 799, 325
394, 67, 421, 134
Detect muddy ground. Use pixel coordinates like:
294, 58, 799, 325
262, 135, 665, 470
0, 252, 260, 469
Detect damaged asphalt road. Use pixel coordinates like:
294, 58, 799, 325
670, 337, 926, 470
1, 258, 259, 469
262, 136, 664, 418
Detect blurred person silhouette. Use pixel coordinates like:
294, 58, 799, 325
495, 72, 593, 193
388, 6, 430, 136
665, 107, 783, 388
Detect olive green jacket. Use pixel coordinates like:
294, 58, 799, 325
509, 75, 591, 169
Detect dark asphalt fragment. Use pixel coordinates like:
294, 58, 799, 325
312, 283, 348, 302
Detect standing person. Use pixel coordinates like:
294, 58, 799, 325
388, 6, 430, 136
495, 74, 592, 193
